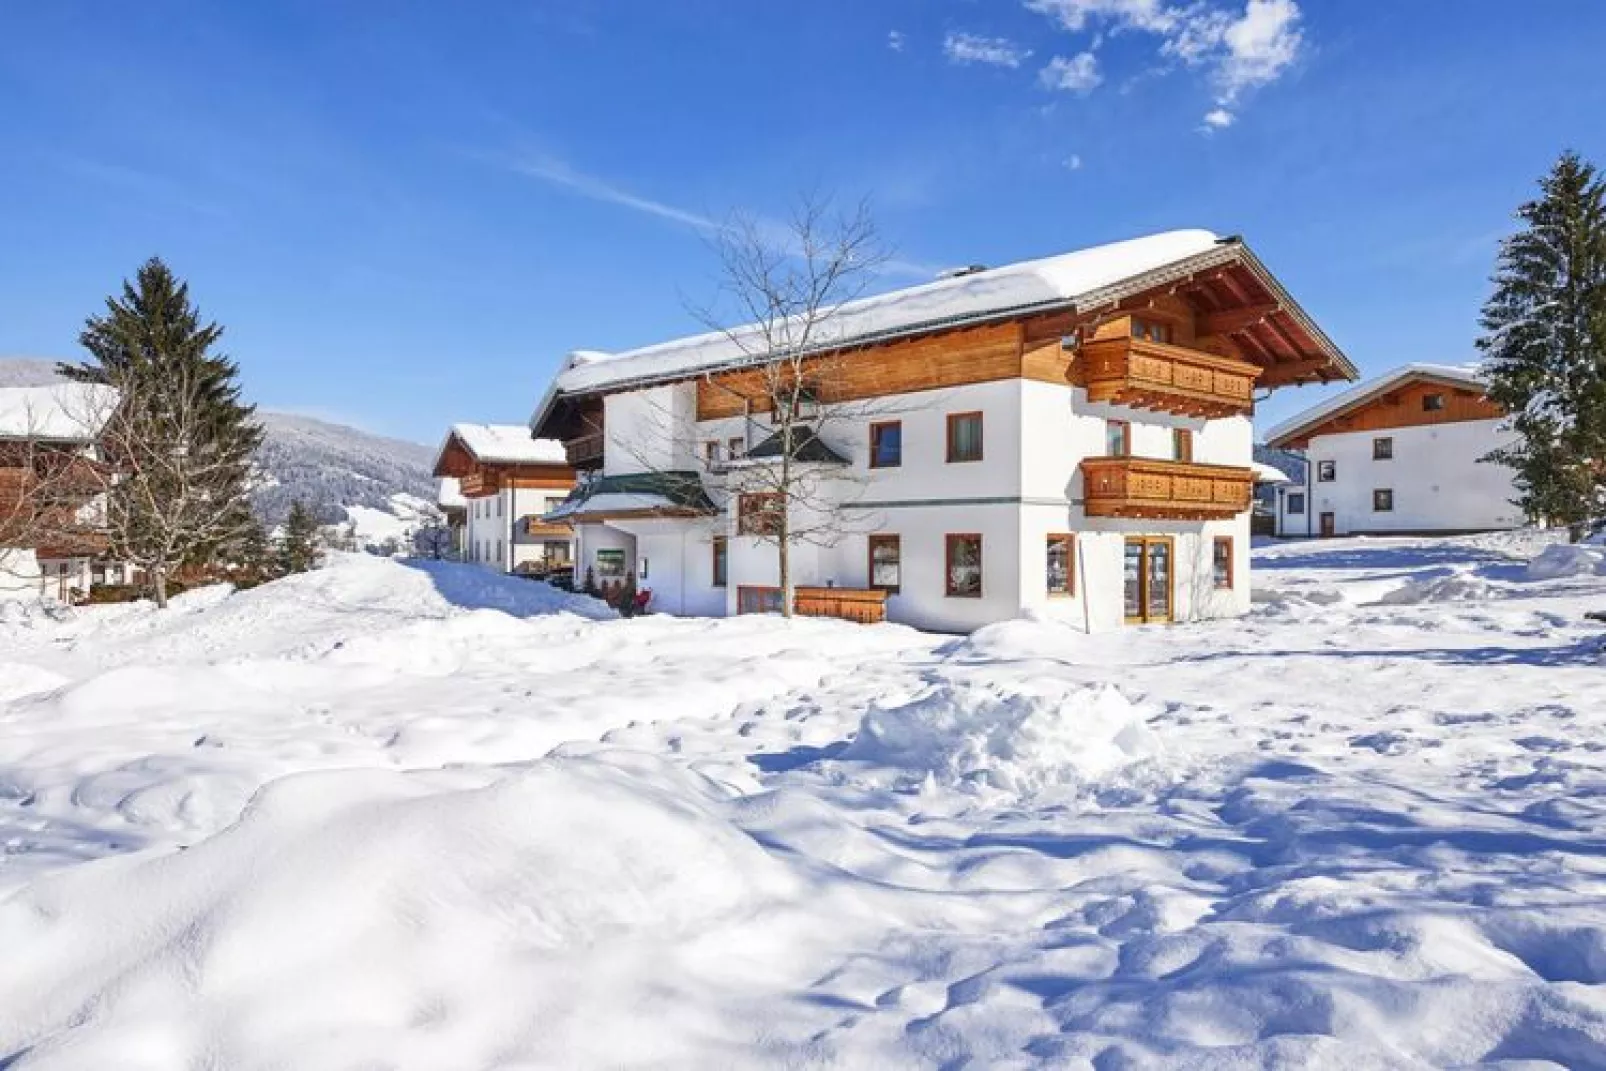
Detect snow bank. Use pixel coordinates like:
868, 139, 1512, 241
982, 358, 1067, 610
0, 758, 797, 1069
844, 680, 1161, 796
1376, 568, 1497, 605
1526, 543, 1606, 580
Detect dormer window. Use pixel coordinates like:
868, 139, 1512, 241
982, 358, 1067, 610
1130, 317, 1173, 344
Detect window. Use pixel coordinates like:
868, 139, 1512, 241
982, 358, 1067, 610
1173, 428, 1194, 463
498, 496, 503, 517
1286, 491, 1306, 515
868, 534, 901, 592
712, 536, 727, 587
947, 412, 983, 463
1106, 420, 1131, 457
727, 437, 745, 460
738, 493, 784, 536
639, 556, 649, 580
771, 387, 819, 424
1213, 537, 1234, 590
1046, 534, 1073, 596
1373, 436, 1393, 460
1130, 317, 1173, 344
738, 586, 784, 614
869, 421, 902, 468
1373, 488, 1394, 512
945, 534, 982, 598
703, 441, 722, 467
1317, 460, 1336, 482
1422, 393, 1445, 412
596, 548, 626, 579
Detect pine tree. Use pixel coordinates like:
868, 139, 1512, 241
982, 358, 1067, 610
279, 499, 322, 574
61, 258, 264, 605
231, 515, 276, 586
1479, 152, 1606, 540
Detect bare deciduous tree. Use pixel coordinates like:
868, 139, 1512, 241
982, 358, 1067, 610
689, 195, 897, 616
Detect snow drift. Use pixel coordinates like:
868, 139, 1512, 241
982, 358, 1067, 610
845, 680, 1162, 796
0, 758, 797, 1070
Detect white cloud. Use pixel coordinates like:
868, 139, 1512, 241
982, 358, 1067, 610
943, 31, 1032, 68
1065, 153, 1085, 170
1039, 52, 1103, 93
1202, 108, 1235, 129
887, 30, 906, 53
1024, 0, 1306, 121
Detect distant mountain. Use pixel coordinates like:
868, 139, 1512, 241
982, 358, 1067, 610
0, 357, 440, 545
251, 413, 438, 537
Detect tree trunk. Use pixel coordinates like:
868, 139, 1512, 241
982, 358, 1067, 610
779, 517, 793, 618
152, 563, 169, 609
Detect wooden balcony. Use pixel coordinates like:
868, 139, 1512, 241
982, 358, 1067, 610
458, 470, 499, 498
1081, 337, 1260, 418
793, 586, 888, 624
564, 432, 605, 469
1081, 456, 1254, 520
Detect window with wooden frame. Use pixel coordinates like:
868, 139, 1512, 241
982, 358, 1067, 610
1373, 436, 1393, 460
868, 421, 903, 468
1130, 317, 1174, 344
737, 586, 783, 614
1106, 419, 1131, 458
1373, 488, 1395, 512
946, 412, 983, 463
727, 437, 746, 460
1046, 534, 1073, 596
1286, 491, 1306, 515
1422, 393, 1446, 412
703, 441, 722, 467
711, 536, 727, 587
1212, 536, 1234, 589
868, 534, 901, 592
738, 493, 784, 536
1317, 460, 1336, 482
945, 534, 982, 598
1172, 428, 1194, 463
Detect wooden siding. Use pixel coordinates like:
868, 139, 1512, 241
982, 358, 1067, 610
794, 586, 888, 624
458, 463, 574, 498
1278, 379, 1504, 449
696, 323, 1024, 419
1082, 457, 1254, 520
1080, 336, 1260, 417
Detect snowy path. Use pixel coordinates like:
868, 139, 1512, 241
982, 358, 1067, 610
2, 538, 1606, 1068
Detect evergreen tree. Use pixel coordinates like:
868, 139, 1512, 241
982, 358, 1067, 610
279, 499, 322, 574
231, 515, 277, 585
62, 258, 264, 605
1479, 152, 1606, 540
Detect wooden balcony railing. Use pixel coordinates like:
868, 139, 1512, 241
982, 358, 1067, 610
458, 470, 499, 498
564, 432, 605, 469
793, 586, 888, 624
1081, 456, 1254, 520
1081, 337, 1260, 418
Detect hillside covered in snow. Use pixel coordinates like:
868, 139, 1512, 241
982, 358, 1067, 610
1, 533, 1605, 1067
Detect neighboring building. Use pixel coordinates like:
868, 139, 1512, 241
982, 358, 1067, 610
436, 476, 467, 559
429, 425, 576, 575
1263, 363, 1523, 537
531, 230, 1355, 632
0, 382, 119, 601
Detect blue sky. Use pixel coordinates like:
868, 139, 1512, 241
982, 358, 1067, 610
2, 1, 1603, 443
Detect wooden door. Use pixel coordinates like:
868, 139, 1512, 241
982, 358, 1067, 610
1319, 512, 1336, 537
1123, 537, 1175, 625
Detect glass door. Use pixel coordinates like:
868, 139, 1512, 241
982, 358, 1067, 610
1123, 537, 1174, 624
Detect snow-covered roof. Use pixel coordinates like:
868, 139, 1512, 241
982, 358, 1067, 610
436, 424, 568, 468
437, 477, 466, 511
0, 383, 118, 442
1263, 363, 1488, 448
530, 229, 1287, 429
1251, 461, 1291, 484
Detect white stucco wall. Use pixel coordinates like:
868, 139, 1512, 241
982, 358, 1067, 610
0, 548, 44, 601
1286, 418, 1522, 535
604, 384, 698, 476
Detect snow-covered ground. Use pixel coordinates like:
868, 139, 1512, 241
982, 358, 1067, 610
3, 533, 1606, 1069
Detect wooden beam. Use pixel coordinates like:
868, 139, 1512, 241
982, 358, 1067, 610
1198, 302, 1280, 336
1256, 356, 1346, 384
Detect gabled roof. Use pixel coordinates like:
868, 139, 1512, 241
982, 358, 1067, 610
1263, 363, 1488, 449
530, 230, 1356, 435
437, 477, 466, 511
742, 429, 850, 465
0, 383, 118, 443
432, 423, 568, 476
543, 471, 715, 523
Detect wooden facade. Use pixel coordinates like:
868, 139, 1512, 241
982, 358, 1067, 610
793, 586, 888, 624
1082, 457, 1254, 520
1271, 377, 1503, 450
432, 433, 575, 498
